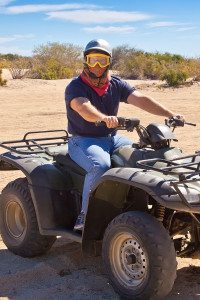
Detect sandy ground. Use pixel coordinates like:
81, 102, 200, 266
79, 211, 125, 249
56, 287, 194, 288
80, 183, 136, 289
0, 72, 200, 299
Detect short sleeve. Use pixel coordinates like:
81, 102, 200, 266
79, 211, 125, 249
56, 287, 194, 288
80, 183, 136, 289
65, 77, 88, 107
120, 79, 136, 103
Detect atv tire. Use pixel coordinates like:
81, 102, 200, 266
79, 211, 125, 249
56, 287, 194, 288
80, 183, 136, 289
102, 211, 177, 300
0, 178, 56, 257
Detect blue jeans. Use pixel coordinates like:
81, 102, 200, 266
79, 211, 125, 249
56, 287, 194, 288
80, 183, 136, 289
68, 135, 132, 213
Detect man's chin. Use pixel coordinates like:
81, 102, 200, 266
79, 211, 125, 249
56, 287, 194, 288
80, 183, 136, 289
90, 71, 105, 78
89, 67, 107, 75
90, 71, 104, 77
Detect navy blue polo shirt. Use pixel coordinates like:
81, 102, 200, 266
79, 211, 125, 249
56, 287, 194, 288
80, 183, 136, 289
65, 75, 135, 137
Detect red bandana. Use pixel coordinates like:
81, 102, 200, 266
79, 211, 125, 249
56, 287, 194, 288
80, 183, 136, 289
80, 72, 110, 96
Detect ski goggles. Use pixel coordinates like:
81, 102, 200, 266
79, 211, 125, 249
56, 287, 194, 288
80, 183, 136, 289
85, 53, 111, 68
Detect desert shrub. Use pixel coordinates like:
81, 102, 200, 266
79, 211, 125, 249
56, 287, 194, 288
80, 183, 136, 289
112, 45, 200, 80
30, 42, 83, 79
117, 58, 144, 79
31, 57, 75, 80
143, 58, 165, 79
60, 66, 75, 78
1, 44, 200, 81
0, 59, 10, 68
0, 69, 7, 86
112, 47, 146, 79
0, 54, 29, 73
0, 53, 20, 61
187, 58, 200, 80
111, 45, 134, 68
8, 57, 32, 79
161, 70, 188, 87
194, 76, 200, 81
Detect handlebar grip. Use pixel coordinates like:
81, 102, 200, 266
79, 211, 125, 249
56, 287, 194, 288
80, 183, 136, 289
95, 117, 140, 131
95, 118, 126, 127
118, 117, 140, 128
95, 120, 106, 127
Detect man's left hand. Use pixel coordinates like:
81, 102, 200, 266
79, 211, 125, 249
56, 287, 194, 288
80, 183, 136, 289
172, 114, 185, 122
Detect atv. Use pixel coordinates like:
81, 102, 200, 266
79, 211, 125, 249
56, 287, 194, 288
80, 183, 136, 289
0, 117, 200, 299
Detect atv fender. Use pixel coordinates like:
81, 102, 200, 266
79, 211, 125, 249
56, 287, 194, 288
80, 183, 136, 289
82, 167, 197, 255
0, 152, 73, 231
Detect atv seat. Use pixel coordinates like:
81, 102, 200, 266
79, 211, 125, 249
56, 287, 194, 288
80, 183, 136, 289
45, 144, 87, 176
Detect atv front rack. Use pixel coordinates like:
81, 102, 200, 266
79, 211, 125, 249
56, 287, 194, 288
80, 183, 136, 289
137, 153, 200, 181
0, 129, 69, 155
137, 154, 200, 208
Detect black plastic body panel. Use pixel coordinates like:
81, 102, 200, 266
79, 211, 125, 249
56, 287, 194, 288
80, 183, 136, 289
0, 151, 82, 232
82, 166, 200, 253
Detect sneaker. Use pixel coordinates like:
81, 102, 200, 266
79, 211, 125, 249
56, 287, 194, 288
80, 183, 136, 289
74, 212, 85, 231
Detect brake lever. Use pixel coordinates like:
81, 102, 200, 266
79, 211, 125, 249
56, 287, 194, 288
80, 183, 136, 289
165, 117, 196, 128
184, 122, 196, 126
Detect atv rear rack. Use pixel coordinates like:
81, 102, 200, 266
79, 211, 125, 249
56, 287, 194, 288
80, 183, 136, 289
0, 129, 69, 155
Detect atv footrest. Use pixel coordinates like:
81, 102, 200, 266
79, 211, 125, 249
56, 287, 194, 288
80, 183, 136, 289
40, 228, 82, 243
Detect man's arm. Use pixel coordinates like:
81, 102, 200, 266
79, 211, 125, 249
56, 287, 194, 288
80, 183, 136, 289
70, 97, 118, 128
127, 90, 176, 117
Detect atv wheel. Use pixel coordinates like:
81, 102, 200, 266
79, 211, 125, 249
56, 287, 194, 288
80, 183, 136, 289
0, 178, 56, 257
102, 211, 177, 300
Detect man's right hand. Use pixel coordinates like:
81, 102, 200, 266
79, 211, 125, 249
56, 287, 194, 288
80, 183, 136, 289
102, 116, 119, 128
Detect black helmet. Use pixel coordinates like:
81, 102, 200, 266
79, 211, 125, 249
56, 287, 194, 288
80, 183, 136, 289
84, 39, 112, 57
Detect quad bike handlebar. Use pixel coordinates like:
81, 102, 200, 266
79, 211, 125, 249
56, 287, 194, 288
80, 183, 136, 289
96, 116, 197, 150
96, 116, 196, 131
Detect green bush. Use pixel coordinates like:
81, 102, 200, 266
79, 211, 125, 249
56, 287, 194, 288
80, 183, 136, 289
161, 70, 188, 87
112, 45, 200, 80
1, 43, 200, 81
0, 53, 21, 61
0, 60, 9, 68
0, 69, 7, 86
0, 54, 31, 72
31, 58, 76, 80
31, 42, 83, 79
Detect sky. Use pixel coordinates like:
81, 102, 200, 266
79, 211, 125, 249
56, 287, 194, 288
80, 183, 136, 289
0, 0, 200, 58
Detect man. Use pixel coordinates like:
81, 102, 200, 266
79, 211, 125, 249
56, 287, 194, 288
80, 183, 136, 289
65, 39, 184, 230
